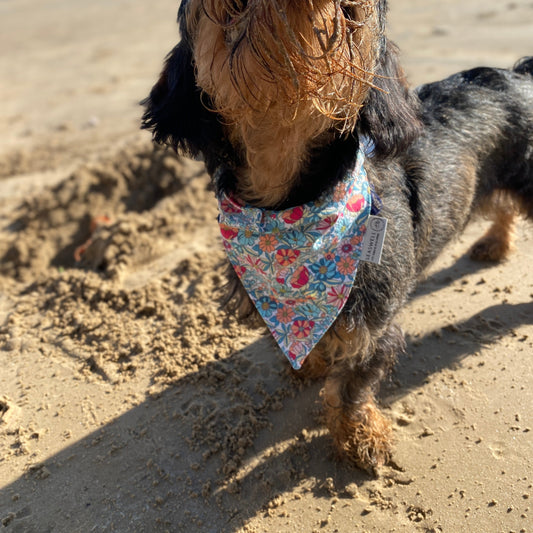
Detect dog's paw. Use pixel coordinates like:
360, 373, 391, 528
327, 399, 394, 475
469, 233, 513, 262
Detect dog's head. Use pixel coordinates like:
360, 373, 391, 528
191, 0, 379, 125
143, 0, 420, 206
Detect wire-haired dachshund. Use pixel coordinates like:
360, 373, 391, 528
142, 0, 533, 473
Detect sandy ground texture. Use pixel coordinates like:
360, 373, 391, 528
0, 1, 532, 532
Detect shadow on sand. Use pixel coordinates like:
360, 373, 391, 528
1, 259, 531, 533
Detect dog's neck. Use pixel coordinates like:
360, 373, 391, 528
214, 133, 362, 210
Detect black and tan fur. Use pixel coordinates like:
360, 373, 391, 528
142, 0, 533, 472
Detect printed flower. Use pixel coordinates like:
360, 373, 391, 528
274, 284, 290, 297
220, 224, 238, 240
288, 341, 306, 363
340, 243, 354, 255
276, 305, 295, 323
350, 234, 363, 246
258, 234, 279, 253
346, 193, 365, 213
290, 265, 310, 289
336, 256, 356, 276
233, 265, 247, 278
309, 280, 326, 292
298, 301, 323, 318
257, 296, 278, 316
282, 206, 304, 224
291, 320, 315, 339
244, 254, 264, 270
332, 184, 348, 202
326, 285, 349, 307
238, 228, 257, 245
310, 258, 339, 281
275, 248, 300, 266
316, 214, 339, 231
285, 229, 307, 247
219, 196, 242, 214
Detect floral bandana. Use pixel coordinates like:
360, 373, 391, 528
218, 149, 371, 370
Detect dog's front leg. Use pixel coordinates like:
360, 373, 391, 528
322, 323, 404, 474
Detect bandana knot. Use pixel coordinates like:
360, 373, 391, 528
218, 148, 371, 369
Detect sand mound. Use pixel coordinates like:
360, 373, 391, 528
0, 141, 252, 384
1, 142, 200, 279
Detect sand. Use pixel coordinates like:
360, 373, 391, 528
0, 1, 532, 532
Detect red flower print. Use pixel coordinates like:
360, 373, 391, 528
288, 341, 305, 360
336, 256, 356, 275
316, 214, 339, 231
220, 225, 238, 240
340, 243, 353, 255
290, 265, 310, 289
291, 320, 315, 339
282, 206, 304, 224
245, 254, 263, 270
327, 286, 349, 307
259, 234, 278, 252
219, 196, 242, 214
234, 265, 247, 278
275, 248, 301, 266
346, 194, 365, 212
276, 306, 295, 323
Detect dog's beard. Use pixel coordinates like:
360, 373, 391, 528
188, 0, 379, 206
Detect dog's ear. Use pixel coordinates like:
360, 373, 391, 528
141, 39, 226, 165
359, 38, 422, 158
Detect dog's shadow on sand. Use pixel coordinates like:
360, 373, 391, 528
1, 261, 532, 532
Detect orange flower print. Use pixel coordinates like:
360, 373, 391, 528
291, 320, 315, 339
258, 234, 278, 252
275, 248, 300, 266
350, 233, 363, 246
276, 306, 295, 323
336, 256, 356, 276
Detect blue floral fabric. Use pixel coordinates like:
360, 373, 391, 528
218, 149, 371, 370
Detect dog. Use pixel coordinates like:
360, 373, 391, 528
142, 0, 533, 473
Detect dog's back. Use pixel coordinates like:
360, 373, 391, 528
397, 58, 533, 270
416, 57, 533, 203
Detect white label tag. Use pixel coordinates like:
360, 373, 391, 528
360, 216, 387, 264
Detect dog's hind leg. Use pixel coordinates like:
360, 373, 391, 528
323, 323, 404, 474
469, 196, 517, 262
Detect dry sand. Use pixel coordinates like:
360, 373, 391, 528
0, 1, 532, 532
